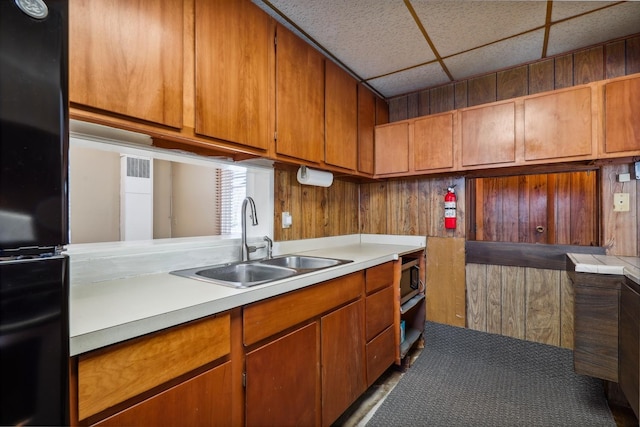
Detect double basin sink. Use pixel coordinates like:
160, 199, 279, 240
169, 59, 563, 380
171, 255, 352, 288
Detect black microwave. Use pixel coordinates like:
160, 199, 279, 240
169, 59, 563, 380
400, 258, 421, 305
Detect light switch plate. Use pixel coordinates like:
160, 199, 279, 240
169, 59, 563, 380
613, 193, 630, 212
282, 212, 292, 228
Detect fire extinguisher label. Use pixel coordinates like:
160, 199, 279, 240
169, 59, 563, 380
444, 201, 456, 209
444, 209, 456, 218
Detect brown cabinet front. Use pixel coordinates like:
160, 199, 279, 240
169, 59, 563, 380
245, 322, 321, 427
413, 113, 455, 172
69, 0, 183, 128
321, 300, 366, 426
275, 24, 325, 162
604, 75, 640, 155
461, 101, 516, 168
619, 281, 640, 419
325, 60, 358, 170
194, 0, 273, 150
374, 122, 409, 175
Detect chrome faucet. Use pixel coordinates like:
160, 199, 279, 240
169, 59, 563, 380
241, 197, 258, 261
263, 236, 273, 259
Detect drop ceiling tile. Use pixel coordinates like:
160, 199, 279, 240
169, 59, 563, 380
550, 1, 617, 22
412, 1, 547, 58
547, 2, 640, 57
260, 0, 436, 79
444, 29, 545, 80
367, 62, 450, 98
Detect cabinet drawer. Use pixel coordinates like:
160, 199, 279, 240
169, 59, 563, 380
244, 272, 364, 346
78, 314, 230, 420
365, 286, 394, 342
366, 325, 395, 386
365, 262, 394, 294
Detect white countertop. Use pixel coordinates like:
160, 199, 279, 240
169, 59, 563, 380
69, 235, 426, 356
567, 253, 640, 285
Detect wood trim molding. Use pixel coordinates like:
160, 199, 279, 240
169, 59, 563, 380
466, 241, 605, 270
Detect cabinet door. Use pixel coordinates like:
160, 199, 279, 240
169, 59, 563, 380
245, 323, 320, 427
275, 24, 324, 162
194, 0, 273, 150
321, 300, 366, 426
619, 283, 640, 419
461, 102, 516, 167
414, 113, 455, 171
69, 0, 183, 128
366, 326, 395, 386
93, 363, 232, 427
605, 76, 640, 155
374, 122, 409, 175
357, 84, 376, 174
524, 87, 593, 161
326, 61, 357, 170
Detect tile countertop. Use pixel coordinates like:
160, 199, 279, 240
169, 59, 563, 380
567, 253, 640, 285
69, 234, 426, 356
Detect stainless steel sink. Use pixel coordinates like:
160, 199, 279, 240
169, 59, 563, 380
257, 255, 348, 270
170, 255, 352, 288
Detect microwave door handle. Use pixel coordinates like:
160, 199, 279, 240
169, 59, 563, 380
410, 265, 420, 290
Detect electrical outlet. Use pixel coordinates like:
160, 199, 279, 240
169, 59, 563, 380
613, 193, 630, 212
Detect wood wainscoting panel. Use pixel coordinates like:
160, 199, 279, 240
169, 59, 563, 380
426, 237, 465, 327
467, 264, 574, 348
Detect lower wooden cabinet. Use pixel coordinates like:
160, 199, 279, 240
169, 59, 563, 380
321, 300, 366, 426
570, 271, 621, 382
245, 322, 321, 427
75, 313, 234, 426
619, 280, 640, 419
92, 363, 232, 427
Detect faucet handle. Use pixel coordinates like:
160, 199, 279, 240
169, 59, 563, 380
263, 236, 273, 259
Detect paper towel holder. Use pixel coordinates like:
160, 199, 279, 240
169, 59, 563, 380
297, 166, 333, 187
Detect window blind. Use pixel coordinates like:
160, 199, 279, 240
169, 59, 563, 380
218, 168, 247, 235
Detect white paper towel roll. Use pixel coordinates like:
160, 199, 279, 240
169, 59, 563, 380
296, 167, 333, 187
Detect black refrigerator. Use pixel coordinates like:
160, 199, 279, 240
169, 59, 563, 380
0, 0, 70, 425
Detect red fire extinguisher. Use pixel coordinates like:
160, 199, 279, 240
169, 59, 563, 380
444, 185, 457, 229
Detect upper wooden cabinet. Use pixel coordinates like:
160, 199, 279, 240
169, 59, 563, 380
325, 61, 358, 170
69, 0, 183, 128
604, 74, 640, 156
524, 86, 595, 161
461, 101, 516, 168
357, 84, 376, 174
414, 112, 455, 172
374, 122, 409, 175
275, 24, 325, 163
194, 0, 274, 150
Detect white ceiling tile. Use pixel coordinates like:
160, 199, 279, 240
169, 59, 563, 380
551, 1, 617, 22
444, 29, 545, 80
367, 62, 450, 98
547, 2, 640, 56
262, 0, 436, 79
412, 1, 547, 57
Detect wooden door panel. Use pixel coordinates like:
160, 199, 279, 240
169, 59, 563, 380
275, 25, 324, 162
321, 300, 366, 426
605, 76, 640, 153
245, 323, 320, 427
195, 0, 273, 149
374, 123, 409, 174
461, 102, 516, 167
358, 84, 376, 174
325, 61, 357, 170
413, 113, 454, 171
69, 0, 183, 128
473, 172, 597, 245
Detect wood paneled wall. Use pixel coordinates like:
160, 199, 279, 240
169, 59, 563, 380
273, 167, 359, 241
389, 34, 640, 121
601, 163, 640, 257
359, 176, 466, 238
466, 264, 574, 349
